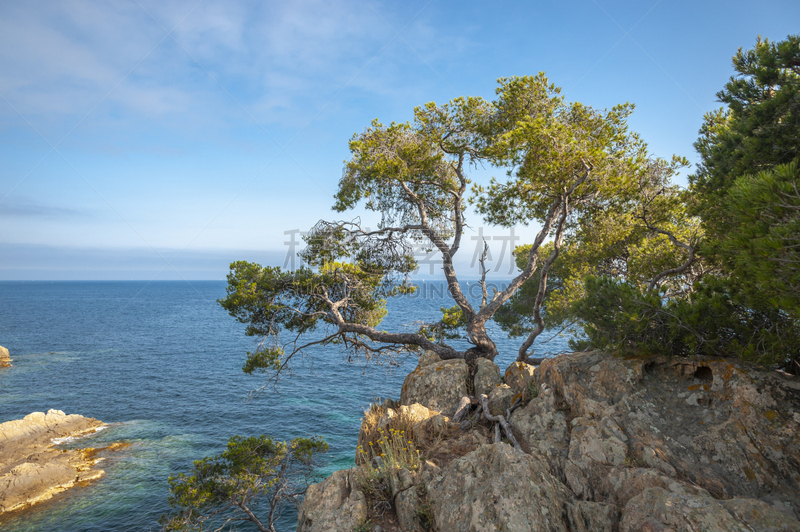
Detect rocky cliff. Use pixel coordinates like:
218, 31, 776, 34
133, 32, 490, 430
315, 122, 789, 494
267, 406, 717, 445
298, 350, 800, 532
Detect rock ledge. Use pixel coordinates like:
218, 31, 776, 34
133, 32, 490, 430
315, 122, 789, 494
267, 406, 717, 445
0, 409, 126, 515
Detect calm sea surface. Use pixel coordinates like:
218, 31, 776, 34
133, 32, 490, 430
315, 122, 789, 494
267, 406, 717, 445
0, 280, 569, 532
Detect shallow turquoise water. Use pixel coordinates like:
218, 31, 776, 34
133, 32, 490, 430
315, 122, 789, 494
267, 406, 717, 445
0, 280, 569, 531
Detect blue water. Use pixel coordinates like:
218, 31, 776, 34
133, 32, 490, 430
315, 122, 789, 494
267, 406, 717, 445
0, 280, 569, 531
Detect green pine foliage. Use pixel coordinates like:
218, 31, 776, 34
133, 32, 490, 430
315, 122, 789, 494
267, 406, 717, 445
722, 161, 800, 318
504, 35, 800, 372
161, 435, 328, 532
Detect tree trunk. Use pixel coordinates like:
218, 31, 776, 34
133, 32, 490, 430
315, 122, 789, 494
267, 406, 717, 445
465, 319, 498, 361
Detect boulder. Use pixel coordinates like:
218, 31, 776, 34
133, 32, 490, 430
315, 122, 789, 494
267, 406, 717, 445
401, 357, 468, 416
473, 358, 502, 397
417, 350, 441, 367
412, 413, 451, 448
296, 468, 367, 532
395, 487, 423, 532
424, 443, 573, 532
486, 384, 515, 417
424, 428, 490, 467
398, 403, 437, 425
389, 467, 415, 499
381, 397, 398, 410
0, 345, 9, 367
504, 361, 535, 394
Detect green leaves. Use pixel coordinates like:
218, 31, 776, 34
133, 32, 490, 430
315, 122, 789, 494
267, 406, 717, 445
162, 435, 328, 531
722, 160, 800, 318
678, 34, 800, 369
691, 34, 800, 230
219, 258, 399, 376
473, 75, 647, 227
334, 118, 460, 229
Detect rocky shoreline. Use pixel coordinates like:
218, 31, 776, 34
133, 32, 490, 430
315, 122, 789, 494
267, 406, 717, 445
0, 409, 127, 515
298, 350, 800, 531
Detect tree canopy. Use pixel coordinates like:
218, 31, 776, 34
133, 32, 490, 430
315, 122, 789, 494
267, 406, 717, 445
497, 35, 800, 370
219, 74, 662, 377
161, 435, 328, 532
690, 34, 800, 321
221, 39, 800, 377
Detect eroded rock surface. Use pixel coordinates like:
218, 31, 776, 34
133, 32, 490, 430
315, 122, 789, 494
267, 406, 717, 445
303, 351, 800, 532
473, 358, 502, 397
533, 352, 800, 512
504, 361, 535, 395
400, 353, 468, 416
425, 442, 572, 532
0, 410, 119, 514
296, 468, 367, 532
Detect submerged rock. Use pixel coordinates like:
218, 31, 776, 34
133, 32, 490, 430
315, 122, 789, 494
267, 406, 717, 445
0, 410, 124, 515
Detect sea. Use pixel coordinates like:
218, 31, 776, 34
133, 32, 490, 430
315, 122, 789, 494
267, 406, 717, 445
0, 280, 571, 532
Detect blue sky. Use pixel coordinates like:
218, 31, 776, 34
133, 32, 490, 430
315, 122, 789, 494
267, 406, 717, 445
1, 0, 798, 280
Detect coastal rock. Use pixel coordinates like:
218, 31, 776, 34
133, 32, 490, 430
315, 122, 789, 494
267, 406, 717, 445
0, 345, 9, 367
412, 413, 451, 448
510, 380, 569, 470
0, 410, 116, 514
400, 357, 468, 416
417, 350, 441, 367
565, 500, 620, 532
621, 487, 800, 532
424, 442, 572, 532
398, 403, 437, 425
305, 350, 800, 531
296, 468, 367, 532
487, 383, 515, 417
473, 358, 502, 397
504, 361, 536, 395
529, 351, 800, 514
395, 486, 423, 532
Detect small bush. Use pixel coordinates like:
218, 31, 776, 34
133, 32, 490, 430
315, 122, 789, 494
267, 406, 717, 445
358, 427, 421, 478
357, 402, 420, 465
356, 425, 422, 516
569, 275, 800, 371
528, 381, 538, 399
